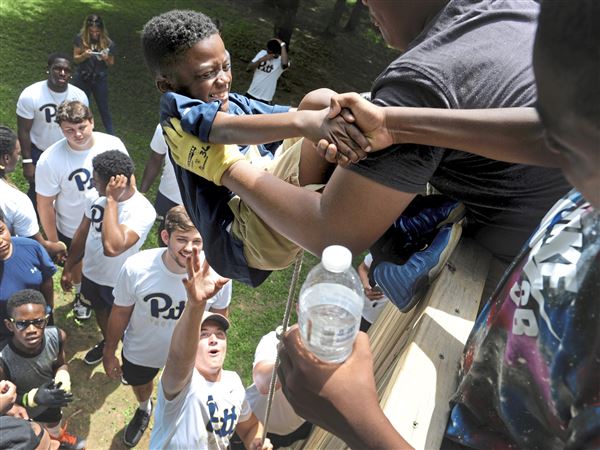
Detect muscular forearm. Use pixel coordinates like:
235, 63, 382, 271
139, 153, 165, 193
340, 403, 412, 450
101, 198, 128, 256
63, 219, 89, 272
222, 160, 411, 256
162, 301, 206, 399
104, 306, 134, 354
17, 121, 33, 159
390, 107, 553, 167
37, 196, 59, 242
40, 278, 54, 308
209, 110, 314, 145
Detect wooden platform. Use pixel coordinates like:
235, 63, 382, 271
297, 238, 491, 450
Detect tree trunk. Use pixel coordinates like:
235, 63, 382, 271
324, 0, 348, 37
273, 0, 300, 48
344, 1, 365, 32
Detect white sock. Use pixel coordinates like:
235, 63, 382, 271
138, 398, 152, 413
73, 283, 81, 295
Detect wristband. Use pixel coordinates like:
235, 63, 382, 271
22, 159, 33, 164
55, 369, 71, 392
23, 388, 38, 408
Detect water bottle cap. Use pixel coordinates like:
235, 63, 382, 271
321, 245, 352, 273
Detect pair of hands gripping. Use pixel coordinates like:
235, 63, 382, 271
161, 92, 393, 185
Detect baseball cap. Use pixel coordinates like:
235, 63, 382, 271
201, 311, 230, 331
0, 416, 44, 450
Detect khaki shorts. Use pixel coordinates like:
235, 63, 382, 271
228, 137, 321, 270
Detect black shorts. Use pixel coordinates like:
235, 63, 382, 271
32, 406, 62, 423
154, 190, 179, 220
56, 229, 73, 249
121, 353, 160, 386
81, 276, 114, 310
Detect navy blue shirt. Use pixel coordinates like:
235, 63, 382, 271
159, 92, 289, 286
0, 237, 56, 336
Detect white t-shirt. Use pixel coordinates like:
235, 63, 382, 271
361, 252, 389, 324
150, 124, 182, 204
150, 369, 251, 450
0, 179, 39, 237
245, 331, 306, 436
82, 192, 155, 286
114, 248, 232, 368
16, 81, 88, 151
247, 50, 286, 102
35, 132, 128, 238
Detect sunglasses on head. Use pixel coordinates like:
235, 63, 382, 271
87, 18, 102, 26
9, 315, 49, 331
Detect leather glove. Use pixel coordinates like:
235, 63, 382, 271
162, 117, 244, 186
25, 381, 73, 408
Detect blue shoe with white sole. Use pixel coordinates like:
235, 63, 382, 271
372, 222, 463, 312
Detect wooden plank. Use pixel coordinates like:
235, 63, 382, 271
300, 239, 491, 449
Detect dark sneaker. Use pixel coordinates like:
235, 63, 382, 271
73, 293, 92, 320
84, 340, 105, 365
52, 427, 86, 449
123, 401, 152, 447
393, 194, 465, 240
369, 194, 465, 270
371, 221, 463, 312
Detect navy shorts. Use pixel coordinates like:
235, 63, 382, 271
81, 276, 114, 310
121, 353, 160, 386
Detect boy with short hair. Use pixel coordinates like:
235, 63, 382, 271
103, 205, 231, 447
62, 150, 155, 366
142, 9, 367, 286
0, 289, 85, 450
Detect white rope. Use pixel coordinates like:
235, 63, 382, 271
261, 250, 304, 442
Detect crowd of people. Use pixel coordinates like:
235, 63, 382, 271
1, 1, 598, 449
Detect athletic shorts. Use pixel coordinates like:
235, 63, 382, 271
121, 353, 160, 386
154, 191, 180, 248
81, 276, 114, 310
56, 230, 73, 249
229, 137, 322, 270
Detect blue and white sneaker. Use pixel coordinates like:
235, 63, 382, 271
371, 222, 463, 312
392, 194, 465, 246
368, 194, 465, 312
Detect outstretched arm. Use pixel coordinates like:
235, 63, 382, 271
322, 93, 555, 167
161, 248, 229, 400
277, 326, 412, 450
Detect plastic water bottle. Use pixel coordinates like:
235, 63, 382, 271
298, 245, 363, 363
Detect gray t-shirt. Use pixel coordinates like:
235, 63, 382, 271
0, 327, 61, 419
350, 0, 570, 261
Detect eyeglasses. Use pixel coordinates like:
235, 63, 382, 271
87, 18, 102, 26
9, 316, 49, 331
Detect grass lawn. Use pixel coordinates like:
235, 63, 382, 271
0, 0, 396, 447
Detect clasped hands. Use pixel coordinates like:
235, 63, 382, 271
161, 91, 393, 185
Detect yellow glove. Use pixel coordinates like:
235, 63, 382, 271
54, 368, 71, 393
162, 117, 244, 186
